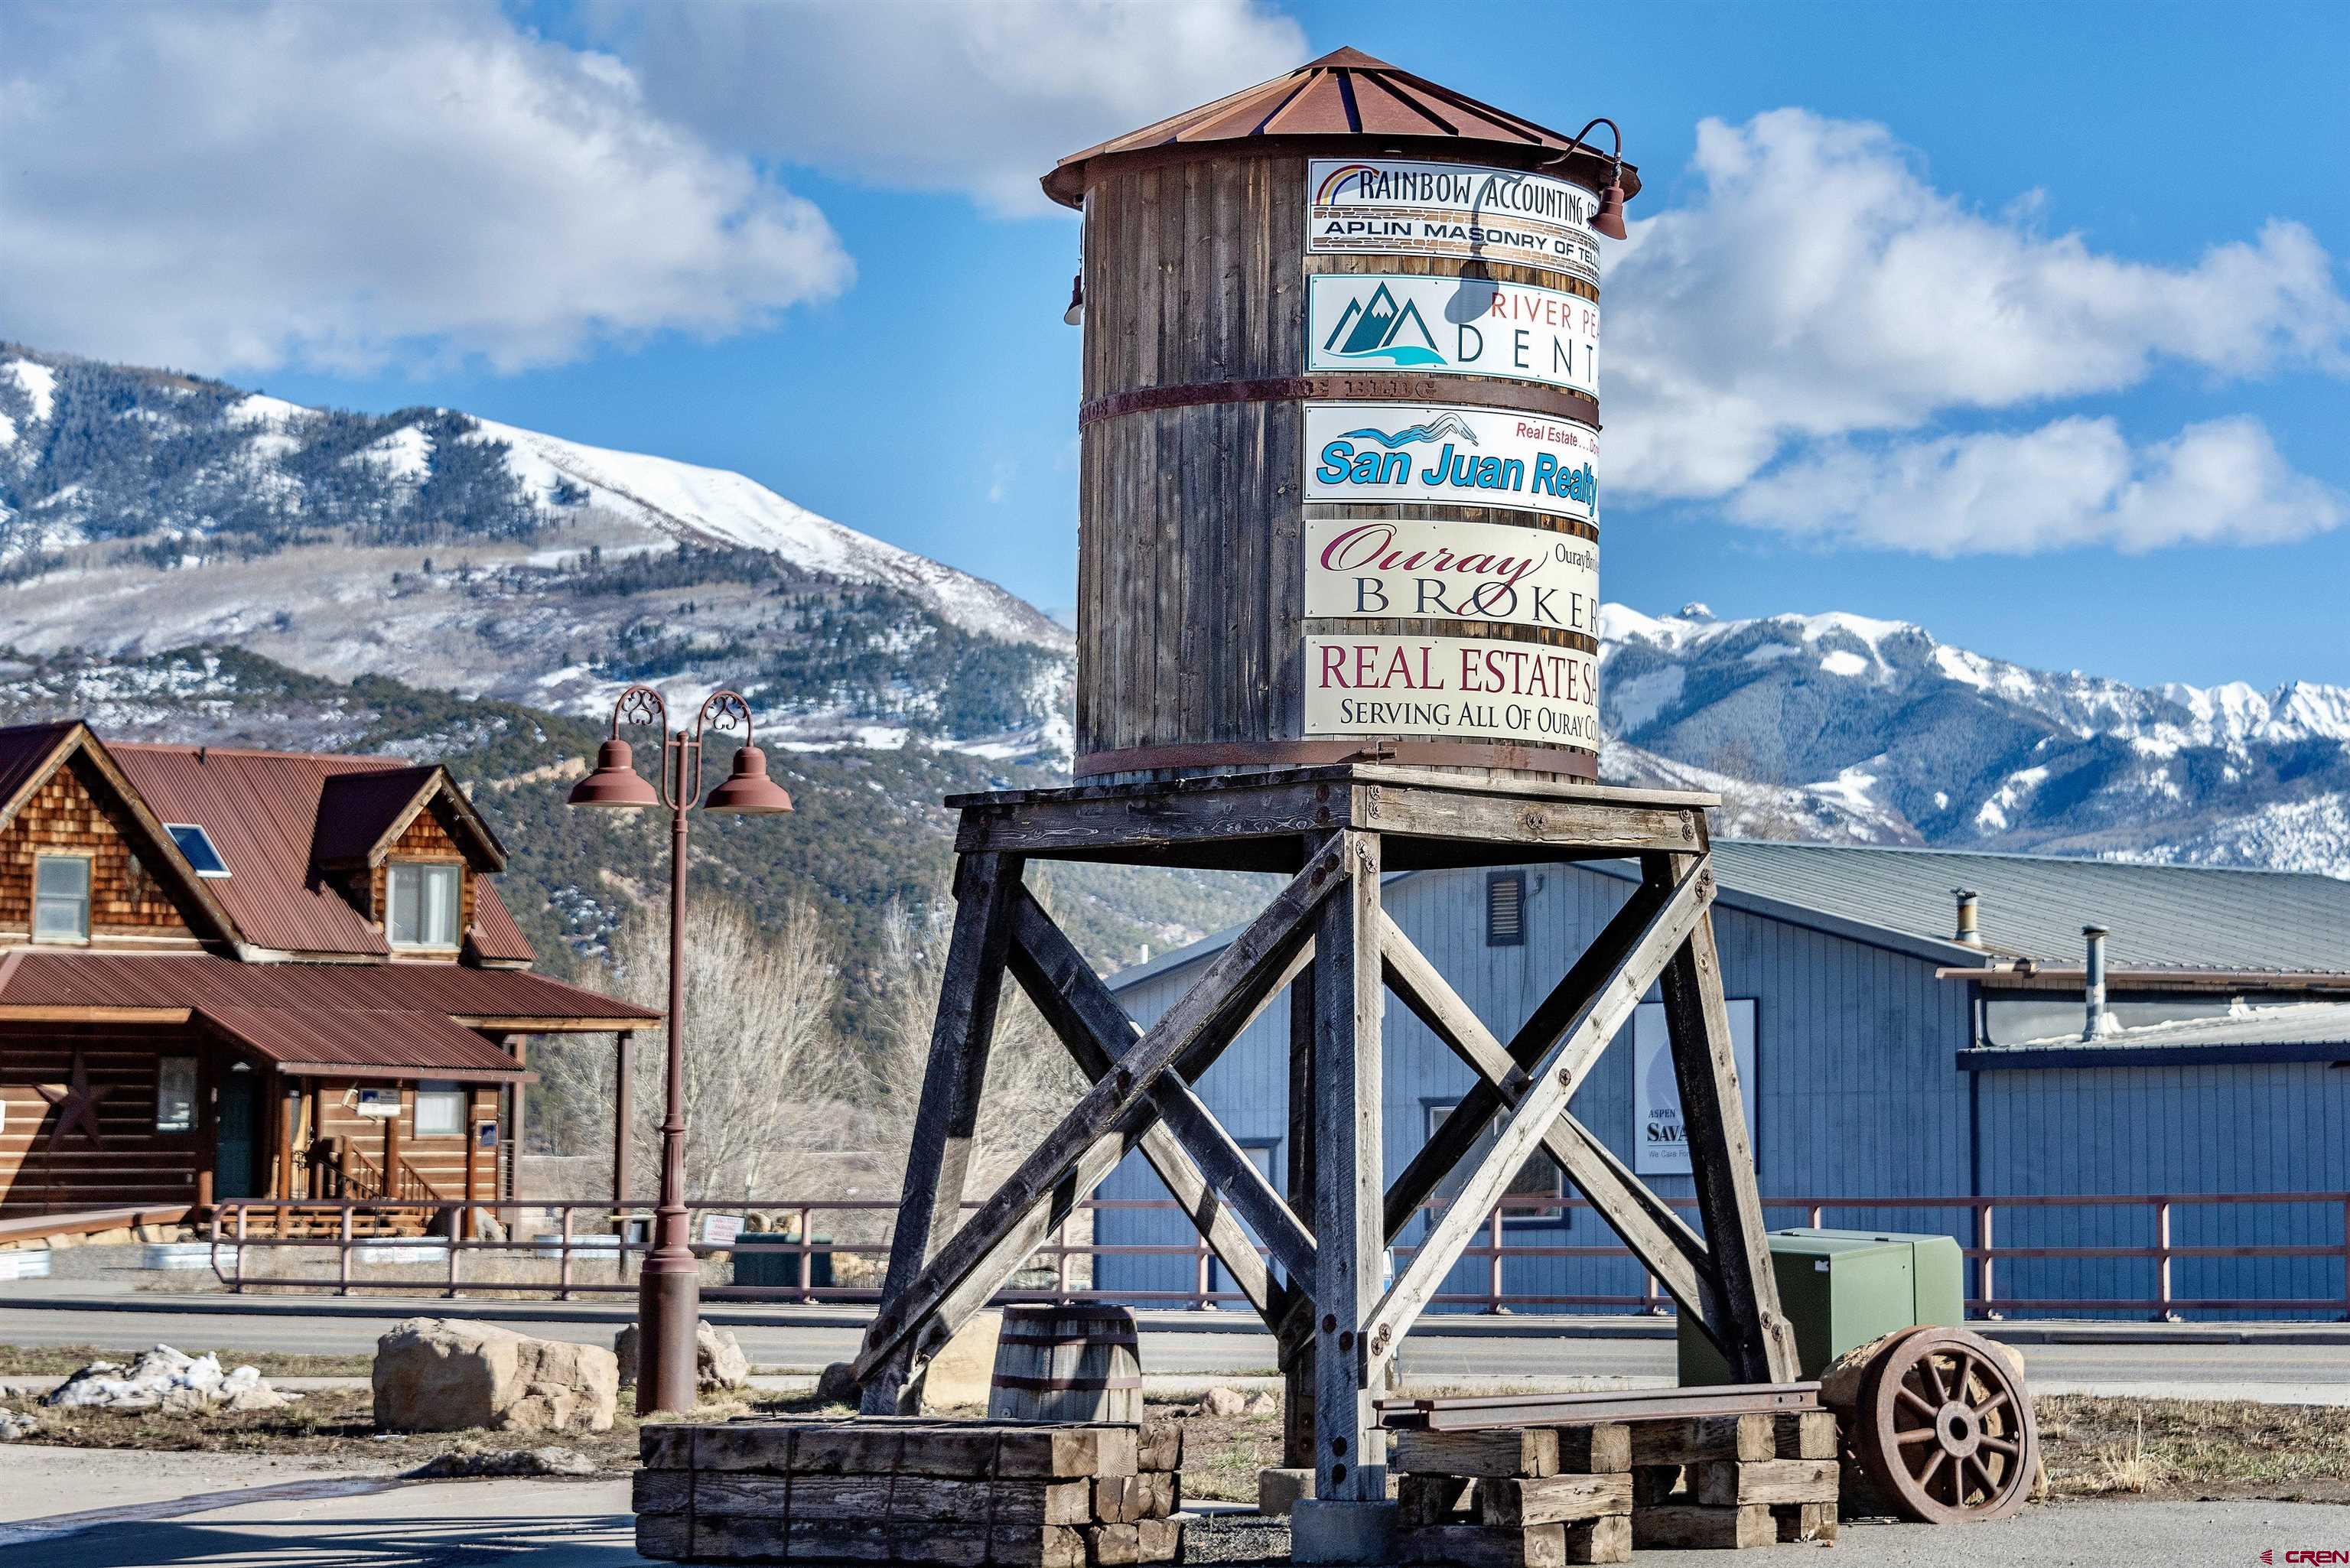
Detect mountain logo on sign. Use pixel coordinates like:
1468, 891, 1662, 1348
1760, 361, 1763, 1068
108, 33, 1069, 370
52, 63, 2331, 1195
1338, 412, 1479, 449
1320, 283, 1444, 367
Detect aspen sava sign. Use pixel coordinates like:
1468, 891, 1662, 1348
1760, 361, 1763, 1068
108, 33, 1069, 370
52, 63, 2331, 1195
1307, 158, 1601, 282
1305, 517, 1598, 635
1304, 402, 1599, 523
1306, 275, 1599, 399
1304, 633, 1600, 747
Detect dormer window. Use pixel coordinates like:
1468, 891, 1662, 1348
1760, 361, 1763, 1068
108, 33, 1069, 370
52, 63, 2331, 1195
164, 823, 231, 878
34, 855, 91, 941
387, 862, 461, 948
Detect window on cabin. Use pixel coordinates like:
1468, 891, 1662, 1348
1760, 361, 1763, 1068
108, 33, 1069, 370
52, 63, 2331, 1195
414, 1081, 467, 1137
164, 823, 231, 878
1486, 871, 1526, 947
33, 855, 91, 941
156, 1057, 197, 1133
387, 862, 461, 948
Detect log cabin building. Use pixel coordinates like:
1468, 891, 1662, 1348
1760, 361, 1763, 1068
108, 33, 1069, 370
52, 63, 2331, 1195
0, 720, 657, 1238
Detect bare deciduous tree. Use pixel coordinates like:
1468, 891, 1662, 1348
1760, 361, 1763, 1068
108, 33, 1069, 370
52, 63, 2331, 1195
536, 894, 848, 1202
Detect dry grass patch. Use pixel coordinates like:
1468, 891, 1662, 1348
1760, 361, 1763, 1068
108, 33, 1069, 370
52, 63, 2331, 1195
2037, 1395, 2350, 1502
0, 1344, 374, 1380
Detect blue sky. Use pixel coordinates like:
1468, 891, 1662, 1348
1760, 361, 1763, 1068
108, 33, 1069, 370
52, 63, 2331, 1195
7, 1, 2348, 690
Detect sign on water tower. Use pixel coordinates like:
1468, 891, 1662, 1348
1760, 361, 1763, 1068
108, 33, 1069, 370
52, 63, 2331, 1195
1047, 47, 1634, 782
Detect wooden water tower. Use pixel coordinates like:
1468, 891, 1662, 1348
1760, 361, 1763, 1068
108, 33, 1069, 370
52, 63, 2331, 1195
1053, 47, 1625, 783
852, 50, 1795, 1563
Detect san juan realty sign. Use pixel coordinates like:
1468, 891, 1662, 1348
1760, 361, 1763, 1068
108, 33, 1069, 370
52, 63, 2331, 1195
1307, 275, 1599, 399
1308, 158, 1600, 282
1304, 402, 1599, 523
1306, 517, 1598, 635
1304, 633, 1600, 747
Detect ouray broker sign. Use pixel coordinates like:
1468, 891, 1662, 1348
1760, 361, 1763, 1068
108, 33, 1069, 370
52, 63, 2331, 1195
1304, 402, 1599, 522
1306, 517, 1598, 635
1308, 158, 1602, 283
1307, 275, 1599, 399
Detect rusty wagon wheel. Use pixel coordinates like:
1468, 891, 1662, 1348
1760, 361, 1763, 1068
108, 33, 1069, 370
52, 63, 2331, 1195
1854, 1326, 2039, 1524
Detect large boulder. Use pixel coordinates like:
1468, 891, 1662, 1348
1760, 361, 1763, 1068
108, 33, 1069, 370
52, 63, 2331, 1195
373, 1318, 618, 1434
614, 1319, 750, 1394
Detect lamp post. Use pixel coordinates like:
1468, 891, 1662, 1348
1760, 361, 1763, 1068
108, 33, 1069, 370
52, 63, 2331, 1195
569, 684, 794, 1413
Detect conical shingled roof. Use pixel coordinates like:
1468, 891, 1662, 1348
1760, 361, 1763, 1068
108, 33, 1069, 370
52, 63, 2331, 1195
1043, 47, 1639, 209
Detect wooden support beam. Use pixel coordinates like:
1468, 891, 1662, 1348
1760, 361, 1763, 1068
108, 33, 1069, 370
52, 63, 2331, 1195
852, 833, 1349, 1388
861, 851, 1024, 1413
1004, 888, 1294, 1320
1283, 961, 1318, 1469
1647, 854, 1798, 1384
1376, 911, 1727, 1341
1365, 859, 1714, 1365
1313, 830, 1388, 1503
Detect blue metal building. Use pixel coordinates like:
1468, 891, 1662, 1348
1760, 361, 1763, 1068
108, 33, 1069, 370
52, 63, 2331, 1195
1095, 842, 2350, 1319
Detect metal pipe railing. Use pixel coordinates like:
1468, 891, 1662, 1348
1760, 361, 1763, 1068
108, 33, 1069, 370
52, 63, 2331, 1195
201, 1189, 2350, 1320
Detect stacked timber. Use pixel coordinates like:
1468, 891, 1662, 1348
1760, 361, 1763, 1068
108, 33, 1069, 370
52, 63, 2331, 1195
1391, 1426, 1635, 1566
1626, 1412, 1841, 1548
635, 1417, 1184, 1566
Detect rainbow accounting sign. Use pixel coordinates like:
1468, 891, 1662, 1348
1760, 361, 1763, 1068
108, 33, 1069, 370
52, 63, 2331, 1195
1308, 158, 1600, 283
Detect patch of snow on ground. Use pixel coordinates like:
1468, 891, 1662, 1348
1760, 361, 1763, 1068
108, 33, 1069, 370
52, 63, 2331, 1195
0, 412, 15, 450
1974, 766, 2050, 833
3, 360, 57, 423
1607, 665, 1684, 732
351, 425, 432, 483
1818, 649, 1870, 678
1809, 765, 1881, 815
223, 392, 307, 429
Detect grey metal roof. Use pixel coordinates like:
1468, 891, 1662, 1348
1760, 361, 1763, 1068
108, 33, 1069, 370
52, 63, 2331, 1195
1704, 841, 2350, 974
1958, 1000, 2350, 1070
1108, 839, 2350, 993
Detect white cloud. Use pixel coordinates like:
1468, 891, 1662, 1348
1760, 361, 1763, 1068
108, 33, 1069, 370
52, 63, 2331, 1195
607, 0, 1308, 216
1730, 415, 2346, 554
1606, 109, 2350, 535
0, 3, 853, 374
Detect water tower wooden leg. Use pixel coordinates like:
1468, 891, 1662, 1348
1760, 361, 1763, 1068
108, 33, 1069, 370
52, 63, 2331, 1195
1310, 830, 1386, 1505
1645, 852, 1799, 1384
1282, 961, 1317, 1469
859, 850, 1023, 1414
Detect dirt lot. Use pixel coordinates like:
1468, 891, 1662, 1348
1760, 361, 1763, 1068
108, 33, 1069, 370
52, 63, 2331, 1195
7, 1351, 2347, 1507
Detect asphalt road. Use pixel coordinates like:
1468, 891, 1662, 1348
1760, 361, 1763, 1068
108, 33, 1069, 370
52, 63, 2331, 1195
5, 1296, 2350, 1402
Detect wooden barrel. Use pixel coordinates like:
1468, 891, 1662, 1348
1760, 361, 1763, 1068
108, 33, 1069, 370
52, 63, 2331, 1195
987, 1303, 1142, 1423
1049, 49, 1631, 785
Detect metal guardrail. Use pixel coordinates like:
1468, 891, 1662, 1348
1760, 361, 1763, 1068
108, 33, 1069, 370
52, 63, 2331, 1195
204, 1189, 2350, 1320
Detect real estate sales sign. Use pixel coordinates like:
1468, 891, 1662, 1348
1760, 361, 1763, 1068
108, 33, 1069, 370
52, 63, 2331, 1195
1304, 402, 1600, 524
1308, 158, 1602, 283
1306, 275, 1599, 399
1304, 633, 1600, 748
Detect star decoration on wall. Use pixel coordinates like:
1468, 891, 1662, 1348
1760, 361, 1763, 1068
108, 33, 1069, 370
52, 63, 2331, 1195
37, 1050, 112, 1150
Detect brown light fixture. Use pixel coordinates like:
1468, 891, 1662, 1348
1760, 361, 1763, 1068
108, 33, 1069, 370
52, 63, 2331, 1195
565, 683, 789, 1417
703, 743, 794, 815
1544, 115, 1630, 241
1063, 269, 1085, 327
568, 739, 659, 808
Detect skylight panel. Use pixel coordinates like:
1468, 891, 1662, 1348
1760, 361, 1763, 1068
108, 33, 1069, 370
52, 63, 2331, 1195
164, 823, 231, 878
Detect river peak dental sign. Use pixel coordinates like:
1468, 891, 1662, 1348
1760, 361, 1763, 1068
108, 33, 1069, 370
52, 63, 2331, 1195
1306, 275, 1598, 399
1308, 158, 1602, 283
1305, 402, 1599, 523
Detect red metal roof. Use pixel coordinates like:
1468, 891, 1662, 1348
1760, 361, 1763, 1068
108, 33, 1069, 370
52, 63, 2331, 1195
1043, 46, 1640, 208
309, 765, 440, 866
193, 1005, 532, 1083
466, 877, 537, 966
0, 951, 659, 1027
0, 722, 77, 816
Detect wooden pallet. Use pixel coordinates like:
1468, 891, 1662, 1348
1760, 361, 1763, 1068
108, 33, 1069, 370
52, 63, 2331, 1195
636, 1417, 1183, 1566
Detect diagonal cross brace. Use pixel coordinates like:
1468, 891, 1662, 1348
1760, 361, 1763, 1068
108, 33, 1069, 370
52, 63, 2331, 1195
850, 831, 1350, 1386
1363, 858, 1716, 1365
1376, 909, 1730, 1345
1005, 886, 1309, 1318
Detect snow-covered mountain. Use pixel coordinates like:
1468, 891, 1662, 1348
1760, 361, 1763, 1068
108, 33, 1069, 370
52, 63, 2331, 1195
1600, 604, 2350, 876
0, 343, 1069, 758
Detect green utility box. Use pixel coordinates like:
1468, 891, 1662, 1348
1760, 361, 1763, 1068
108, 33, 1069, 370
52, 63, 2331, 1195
1678, 1228, 1964, 1385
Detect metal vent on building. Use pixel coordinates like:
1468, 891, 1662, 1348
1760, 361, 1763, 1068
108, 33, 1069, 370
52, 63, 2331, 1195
1486, 871, 1525, 947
